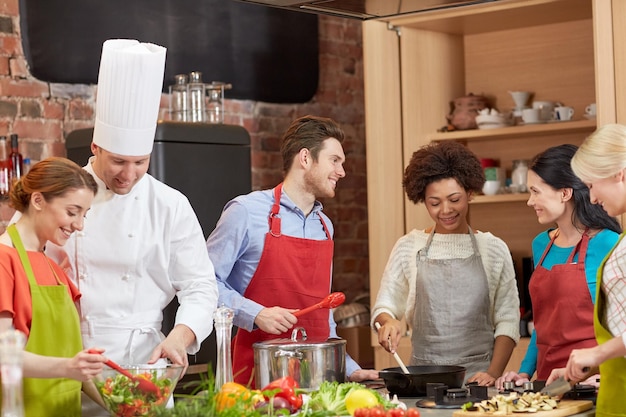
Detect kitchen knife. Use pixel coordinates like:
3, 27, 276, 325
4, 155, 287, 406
540, 376, 572, 397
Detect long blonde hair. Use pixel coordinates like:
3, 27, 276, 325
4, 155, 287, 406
571, 123, 626, 182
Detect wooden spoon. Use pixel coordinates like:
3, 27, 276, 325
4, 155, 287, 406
293, 292, 346, 317
88, 349, 161, 396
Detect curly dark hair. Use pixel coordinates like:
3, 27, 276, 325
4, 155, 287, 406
403, 141, 485, 204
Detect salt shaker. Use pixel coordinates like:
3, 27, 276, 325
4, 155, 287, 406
512, 160, 529, 193
214, 305, 234, 391
206, 84, 223, 124
0, 328, 26, 417
188, 71, 205, 123
169, 74, 189, 121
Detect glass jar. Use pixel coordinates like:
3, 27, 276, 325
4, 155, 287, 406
206, 85, 223, 124
214, 305, 234, 391
169, 74, 189, 121
0, 329, 26, 417
512, 160, 529, 193
188, 71, 205, 123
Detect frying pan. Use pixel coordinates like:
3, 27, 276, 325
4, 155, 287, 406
379, 365, 466, 397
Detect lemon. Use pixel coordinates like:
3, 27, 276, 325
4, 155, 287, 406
345, 388, 380, 415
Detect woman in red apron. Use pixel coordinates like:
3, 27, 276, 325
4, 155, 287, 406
551, 124, 626, 416
0, 157, 106, 416
496, 145, 620, 390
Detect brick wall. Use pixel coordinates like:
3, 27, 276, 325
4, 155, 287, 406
0, 0, 370, 302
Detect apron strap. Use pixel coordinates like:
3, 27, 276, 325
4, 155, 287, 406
536, 229, 558, 267
7, 224, 63, 286
269, 183, 332, 240
421, 225, 478, 258
270, 184, 283, 236
7, 224, 38, 287
565, 230, 590, 266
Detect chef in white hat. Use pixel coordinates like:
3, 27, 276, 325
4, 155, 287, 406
50, 39, 219, 416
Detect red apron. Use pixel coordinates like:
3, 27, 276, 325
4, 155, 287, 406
529, 231, 597, 379
231, 183, 333, 387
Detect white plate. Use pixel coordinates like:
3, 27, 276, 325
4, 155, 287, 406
478, 123, 508, 129
546, 119, 573, 123
583, 114, 596, 120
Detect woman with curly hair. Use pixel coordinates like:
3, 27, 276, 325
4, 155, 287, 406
371, 141, 520, 386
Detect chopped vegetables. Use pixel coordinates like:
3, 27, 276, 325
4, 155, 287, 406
463, 392, 559, 415
95, 370, 174, 417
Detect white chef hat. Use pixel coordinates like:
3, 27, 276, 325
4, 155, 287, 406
92, 39, 167, 156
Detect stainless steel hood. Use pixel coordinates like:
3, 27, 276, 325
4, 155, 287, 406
235, 0, 499, 20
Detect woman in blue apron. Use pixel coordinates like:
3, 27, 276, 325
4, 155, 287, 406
0, 157, 106, 417
549, 124, 626, 417
372, 141, 520, 387
496, 144, 620, 390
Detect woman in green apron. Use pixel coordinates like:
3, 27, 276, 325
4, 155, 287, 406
0, 157, 106, 417
548, 123, 626, 417
372, 141, 520, 387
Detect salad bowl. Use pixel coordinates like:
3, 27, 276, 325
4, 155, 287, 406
94, 363, 184, 417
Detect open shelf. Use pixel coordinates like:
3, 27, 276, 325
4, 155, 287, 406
472, 193, 530, 204
428, 119, 596, 143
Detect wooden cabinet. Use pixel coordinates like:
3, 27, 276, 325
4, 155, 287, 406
364, 0, 626, 369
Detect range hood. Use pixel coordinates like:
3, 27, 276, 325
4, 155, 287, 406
235, 0, 498, 20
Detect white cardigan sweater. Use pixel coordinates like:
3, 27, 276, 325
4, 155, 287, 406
371, 229, 521, 344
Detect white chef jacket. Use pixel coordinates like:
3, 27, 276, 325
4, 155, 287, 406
48, 158, 218, 365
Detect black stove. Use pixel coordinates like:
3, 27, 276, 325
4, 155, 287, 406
415, 383, 489, 409
413, 381, 597, 409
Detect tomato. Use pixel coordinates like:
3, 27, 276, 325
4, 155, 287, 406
354, 408, 371, 417
370, 407, 385, 417
387, 408, 406, 417
406, 408, 421, 417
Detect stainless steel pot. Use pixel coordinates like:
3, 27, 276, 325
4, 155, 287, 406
253, 327, 346, 391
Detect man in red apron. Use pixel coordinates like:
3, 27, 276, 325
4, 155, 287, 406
206, 115, 378, 387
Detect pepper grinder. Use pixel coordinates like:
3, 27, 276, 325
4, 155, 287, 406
0, 328, 26, 417
214, 305, 234, 391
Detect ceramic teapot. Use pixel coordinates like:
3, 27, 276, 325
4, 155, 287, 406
446, 93, 489, 130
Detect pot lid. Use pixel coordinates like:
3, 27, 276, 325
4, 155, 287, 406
253, 327, 346, 349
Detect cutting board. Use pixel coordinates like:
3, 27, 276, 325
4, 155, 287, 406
452, 400, 593, 417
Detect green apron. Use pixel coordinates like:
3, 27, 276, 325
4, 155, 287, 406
6, 225, 83, 417
594, 232, 626, 417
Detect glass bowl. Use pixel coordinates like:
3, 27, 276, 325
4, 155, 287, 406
94, 364, 184, 417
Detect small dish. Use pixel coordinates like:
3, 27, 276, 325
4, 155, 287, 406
478, 123, 508, 130
583, 114, 596, 120
547, 119, 573, 123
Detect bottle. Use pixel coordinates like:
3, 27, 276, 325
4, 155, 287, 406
9, 134, 23, 183
206, 85, 223, 124
169, 74, 189, 122
213, 305, 234, 391
512, 160, 529, 193
0, 328, 26, 417
0, 137, 10, 197
22, 158, 30, 176
188, 71, 205, 123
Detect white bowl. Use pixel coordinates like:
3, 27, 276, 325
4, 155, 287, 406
482, 180, 501, 196
475, 114, 509, 129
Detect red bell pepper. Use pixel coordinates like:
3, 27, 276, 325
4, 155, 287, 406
262, 376, 304, 411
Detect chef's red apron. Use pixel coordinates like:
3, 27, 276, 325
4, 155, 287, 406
529, 231, 596, 379
232, 183, 333, 387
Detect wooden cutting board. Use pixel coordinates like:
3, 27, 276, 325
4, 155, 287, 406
452, 400, 593, 417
